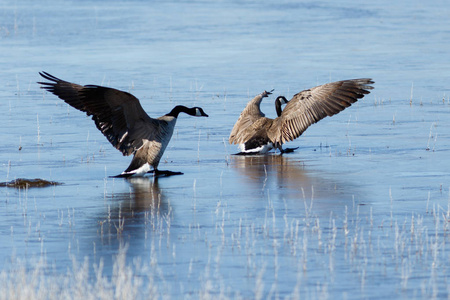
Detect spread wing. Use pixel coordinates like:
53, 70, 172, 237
229, 113, 264, 144
229, 93, 267, 144
38, 72, 160, 156
268, 78, 374, 145
231, 117, 274, 146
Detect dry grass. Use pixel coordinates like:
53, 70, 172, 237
2, 185, 449, 299
0, 245, 158, 300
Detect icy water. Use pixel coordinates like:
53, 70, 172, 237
1, 0, 450, 299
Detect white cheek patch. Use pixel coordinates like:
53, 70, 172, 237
195, 108, 202, 116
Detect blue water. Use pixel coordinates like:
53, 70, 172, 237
1, 0, 450, 298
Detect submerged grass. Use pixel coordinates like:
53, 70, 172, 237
0, 245, 157, 300
1, 183, 449, 299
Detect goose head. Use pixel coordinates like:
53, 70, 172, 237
275, 96, 288, 105
193, 107, 209, 117
261, 89, 274, 98
275, 96, 289, 117
168, 106, 209, 118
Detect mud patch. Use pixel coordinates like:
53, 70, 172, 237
0, 178, 63, 188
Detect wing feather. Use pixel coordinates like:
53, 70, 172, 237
229, 92, 267, 144
268, 78, 374, 145
38, 72, 160, 156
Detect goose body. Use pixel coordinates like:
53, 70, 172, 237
232, 92, 290, 154
229, 90, 273, 154
38, 72, 208, 177
229, 79, 374, 154
238, 95, 290, 154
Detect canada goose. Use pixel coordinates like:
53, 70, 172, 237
229, 79, 374, 154
38, 72, 208, 177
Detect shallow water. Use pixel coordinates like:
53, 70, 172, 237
1, 0, 450, 299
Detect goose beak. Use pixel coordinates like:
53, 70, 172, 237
262, 89, 274, 97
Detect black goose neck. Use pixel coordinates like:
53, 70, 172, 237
275, 97, 287, 117
167, 105, 190, 118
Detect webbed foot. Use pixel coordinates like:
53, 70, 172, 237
280, 147, 299, 154
148, 170, 184, 177
233, 152, 262, 156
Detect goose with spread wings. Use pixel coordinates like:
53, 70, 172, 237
229, 78, 374, 154
38, 72, 208, 177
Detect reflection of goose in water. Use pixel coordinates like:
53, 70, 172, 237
231, 155, 312, 197
111, 177, 169, 214
231, 155, 357, 202
97, 177, 170, 242
89, 177, 170, 270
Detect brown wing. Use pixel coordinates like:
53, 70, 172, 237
38, 72, 160, 156
229, 92, 268, 144
232, 117, 275, 146
268, 78, 374, 145
229, 114, 263, 144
